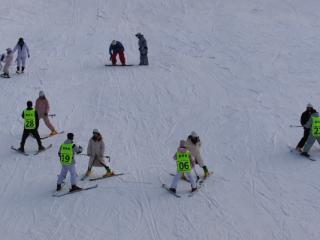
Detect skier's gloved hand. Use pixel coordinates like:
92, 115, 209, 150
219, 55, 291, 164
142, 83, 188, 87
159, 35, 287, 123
77, 146, 83, 154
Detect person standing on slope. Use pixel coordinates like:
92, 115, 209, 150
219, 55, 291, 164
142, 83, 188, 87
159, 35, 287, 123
186, 131, 211, 178
12, 37, 30, 74
57, 133, 83, 192
169, 140, 197, 193
0, 48, 14, 78
135, 33, 148, 65
85, 129, 114, 177
296, 103, 316, 152
109, 40, 126, 65
18, 101, 45, 153
35, 90, 58, 136
301, 109, 320, 157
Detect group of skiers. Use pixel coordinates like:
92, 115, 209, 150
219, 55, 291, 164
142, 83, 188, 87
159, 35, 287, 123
296, 103, 320, 157
108, 33, 148, 66
0, 37, 30, 78
170, 131, 211, 193
17, 92, 115, 192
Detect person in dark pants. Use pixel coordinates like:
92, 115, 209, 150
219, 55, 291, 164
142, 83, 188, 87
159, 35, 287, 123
18, 101, 45, 153
296, 103, 316, 152
109, 40, 126, 65
135, 33, 148, 65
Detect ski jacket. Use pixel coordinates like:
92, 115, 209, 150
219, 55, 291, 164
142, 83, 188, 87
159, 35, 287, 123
35, 97, 50, 118
185, 137, 204, 167
58, 139, 82, 164
3, 52, 14, 73
173, 147, 195, 167
109, 41, 124, 55
304, 112, 320, 129
87, 136, 106, 167
300, 109, 315, 128
138, 36, 148, 55
13, 43, 30, 59
21, 107, 39, 129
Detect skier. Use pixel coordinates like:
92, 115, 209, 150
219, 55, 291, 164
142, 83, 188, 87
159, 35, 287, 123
0, 48, 14, 78
84, 129, 114, 177
296, 103, 316, 152
35, 90, 58, 136
109, 40, 126, 65
12, 37, 30, 73
0, 53, 5, 70
186, 131, 211, 177
18, 101, 45, 153
135, 33, 148, 65
57, 133, 83, 192
169, 140, 197, 193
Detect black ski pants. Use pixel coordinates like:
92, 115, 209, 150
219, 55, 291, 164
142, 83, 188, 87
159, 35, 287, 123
297, 128, 310, 149
20, 129, 42, 150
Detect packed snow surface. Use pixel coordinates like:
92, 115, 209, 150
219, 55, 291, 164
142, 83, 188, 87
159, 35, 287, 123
1, 0, 320, 239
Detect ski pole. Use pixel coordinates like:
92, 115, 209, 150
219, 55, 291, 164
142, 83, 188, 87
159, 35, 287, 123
289, 125, 303, 128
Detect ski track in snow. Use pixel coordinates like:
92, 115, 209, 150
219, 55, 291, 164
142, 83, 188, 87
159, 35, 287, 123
1, 0, 320, 239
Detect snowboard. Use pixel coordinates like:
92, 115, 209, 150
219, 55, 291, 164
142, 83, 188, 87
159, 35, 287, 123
41, 131, 64, 140
105, 64, 133, 67
52, 184, 98, 197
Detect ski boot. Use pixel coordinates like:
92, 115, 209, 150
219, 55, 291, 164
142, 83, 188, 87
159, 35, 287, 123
169, 188, 176, 193
103, 171, 114, 177
21, 67, 25, 73
301, 152, 310, 157
16, 67, 20, 74
70, 185, 82, 192
191, 187, 197, 192
203, 166, 210, 178
56, 184, 62, 191
17, 147, 25, 153
295, 147, 302, 153
38, 145, 45, 151
85, 170, 92, 177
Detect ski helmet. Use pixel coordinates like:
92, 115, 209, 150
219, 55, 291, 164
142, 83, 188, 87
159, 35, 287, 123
190, 131, 198, 138
67, 133, 74, 140
39, 90, 45, 97
111, 40, 117, 46
93, 129, 100, 134
307, 103, 313, 108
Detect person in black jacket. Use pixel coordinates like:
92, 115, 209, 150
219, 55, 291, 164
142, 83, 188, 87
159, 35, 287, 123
296, 103, 316, 151
109, 40, 126, 65
18, 101, 44, 153
135, 33, 148, 65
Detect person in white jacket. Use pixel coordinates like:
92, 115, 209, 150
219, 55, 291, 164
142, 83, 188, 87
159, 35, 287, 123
0, 48, 14, 78
13, 37, 30, 73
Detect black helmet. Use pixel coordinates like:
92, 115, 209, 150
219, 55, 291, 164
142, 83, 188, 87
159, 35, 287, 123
67, 133, 74, 140
27, 101, 32, 108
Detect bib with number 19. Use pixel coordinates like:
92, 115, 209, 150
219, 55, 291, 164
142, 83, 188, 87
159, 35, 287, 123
176, 151, 192, 173
60, 143, 74, 166
312, 117, 320, 137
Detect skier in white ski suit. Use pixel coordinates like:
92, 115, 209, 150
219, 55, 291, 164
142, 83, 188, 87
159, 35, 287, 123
12, 37, 30, 73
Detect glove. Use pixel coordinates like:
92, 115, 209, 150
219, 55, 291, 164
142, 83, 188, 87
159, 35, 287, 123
77, 146, 83, 154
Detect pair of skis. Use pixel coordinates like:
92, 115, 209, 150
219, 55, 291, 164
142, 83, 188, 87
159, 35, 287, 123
288, 146, 317, 161
11, 144, 53, 156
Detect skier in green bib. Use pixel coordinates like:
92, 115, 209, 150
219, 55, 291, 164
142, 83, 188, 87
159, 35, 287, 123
57, 133, 83, 192
169, 140, 197, 193
301, 110, 320, 157
18, 101, 44, 153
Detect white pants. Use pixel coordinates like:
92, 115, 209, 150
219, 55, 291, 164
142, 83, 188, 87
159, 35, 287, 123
170, 172, 196, 189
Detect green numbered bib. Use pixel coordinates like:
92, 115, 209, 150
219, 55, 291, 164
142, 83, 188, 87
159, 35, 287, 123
176, 151, 192, 173
24, 109, 36, 130
312, 117, 320, 137
60, 143, 74, 166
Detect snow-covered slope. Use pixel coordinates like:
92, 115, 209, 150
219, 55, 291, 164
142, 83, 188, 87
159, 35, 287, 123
1, 0, 320, 239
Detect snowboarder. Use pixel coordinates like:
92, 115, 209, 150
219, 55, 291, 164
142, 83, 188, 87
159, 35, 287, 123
18, 101, 45, 153
301, 110, 320, 157
169, 140, 197, 193
0, 48, 14, 78
186, 131, 211, 177
135, 33, 148, 65
296, 103, 316, 152
12, 37, 30, 73
35, 90, 58, 136
84, 129, 114, 177
57, 133, 83, 192
109, 40, 126, 65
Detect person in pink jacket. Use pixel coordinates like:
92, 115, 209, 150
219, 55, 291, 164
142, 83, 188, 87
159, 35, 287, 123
35, 91, 57, 135
0, 48, 14, 78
